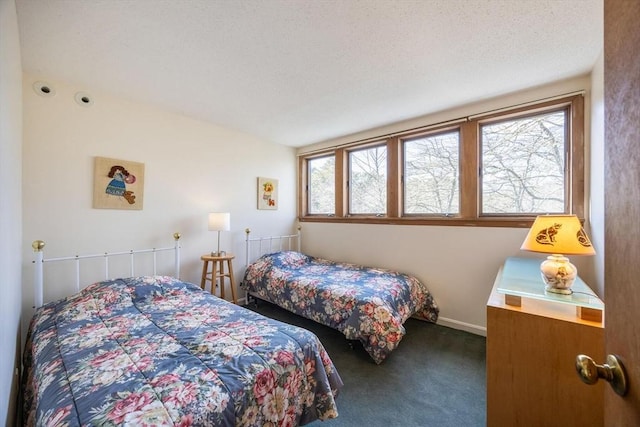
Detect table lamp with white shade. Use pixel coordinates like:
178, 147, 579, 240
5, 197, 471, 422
208, 212, 230, 256
520, 214, 595, 294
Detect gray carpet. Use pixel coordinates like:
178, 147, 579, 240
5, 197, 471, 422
247, 301, 486, 427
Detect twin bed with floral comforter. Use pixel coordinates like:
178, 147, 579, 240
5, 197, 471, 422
23, 275, 343, 426
242, 251, 439, 364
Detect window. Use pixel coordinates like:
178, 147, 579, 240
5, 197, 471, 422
298, 94, 584, 227
481, 110, 567, 215
307, 155, 335, 215
403, 130, 460, 215
349, 145, 387, 215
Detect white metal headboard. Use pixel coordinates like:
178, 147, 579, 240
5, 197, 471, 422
32, 232, 182, 309
244, 226, 301, 268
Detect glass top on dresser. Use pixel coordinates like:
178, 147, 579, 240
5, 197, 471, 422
496, 256, 604, 310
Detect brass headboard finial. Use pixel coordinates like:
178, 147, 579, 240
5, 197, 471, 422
245, 228, 251, 235
32, 240, 45, 252
173, 232, 181, 241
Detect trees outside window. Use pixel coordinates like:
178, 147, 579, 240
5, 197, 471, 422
308, 155, 335, 215
481, 110, 566, 214
403, 130, 460, 215
298, 95, 583, 227
349, 145, 387, 215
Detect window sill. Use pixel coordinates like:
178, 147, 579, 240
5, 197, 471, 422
298, 216, 541, 228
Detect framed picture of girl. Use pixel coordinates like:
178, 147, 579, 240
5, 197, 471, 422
93, 156, 145, 210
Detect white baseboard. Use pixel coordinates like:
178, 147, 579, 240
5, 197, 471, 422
436, 316, 487, 337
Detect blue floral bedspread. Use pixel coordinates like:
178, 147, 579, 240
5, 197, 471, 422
242, 251, 439, 364
23, 275, 343, 426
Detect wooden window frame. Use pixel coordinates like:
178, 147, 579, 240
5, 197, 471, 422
298, 95, 584, 228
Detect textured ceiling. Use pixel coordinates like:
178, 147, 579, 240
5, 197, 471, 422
16, 0, 603, 147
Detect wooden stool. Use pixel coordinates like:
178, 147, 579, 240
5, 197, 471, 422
200, 253, 237, 304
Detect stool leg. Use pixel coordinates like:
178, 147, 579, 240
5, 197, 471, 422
227, 258, 237, 304
212, 260, 219, 297
218, 261, 225, 299
200, 260, 208, 290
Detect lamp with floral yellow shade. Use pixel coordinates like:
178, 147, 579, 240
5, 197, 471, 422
520, 214, 595, 295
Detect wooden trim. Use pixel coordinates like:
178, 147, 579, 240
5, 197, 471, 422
298, 94, 586, 225
387, 137, 400, 218
297, 156, 306, 218
473, 95, 578, 123
335, 148, 346, 217
460, 120, 478, 219
299, 215, 535, 228
504, 294, 522, 307
570, 95, 585, 218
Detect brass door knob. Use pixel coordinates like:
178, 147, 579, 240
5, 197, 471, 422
575, 354, 628, 396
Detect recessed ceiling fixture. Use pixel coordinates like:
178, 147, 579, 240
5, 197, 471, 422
32, 81, 55, 97
74, 91, 93, 107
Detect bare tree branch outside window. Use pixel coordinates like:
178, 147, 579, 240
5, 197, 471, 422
299, 95, 582, 224
481, 111, 566, 214
349, 146, 387, 214
404, 131, 460, 215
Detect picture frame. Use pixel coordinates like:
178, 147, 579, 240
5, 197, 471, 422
93, 156, 145, 210
257, 177, 278, 210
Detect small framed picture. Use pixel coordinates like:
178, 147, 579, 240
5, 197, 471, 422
257, 177, 278, 210
93, 156, 145, 210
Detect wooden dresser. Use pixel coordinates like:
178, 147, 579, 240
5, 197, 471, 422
486, 257, 605, 426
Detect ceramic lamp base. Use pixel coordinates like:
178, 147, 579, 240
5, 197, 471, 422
540, 254, 577, 295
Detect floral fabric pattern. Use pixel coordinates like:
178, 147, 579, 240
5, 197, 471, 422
23, 276, 343, 426
242, 251, 439, 364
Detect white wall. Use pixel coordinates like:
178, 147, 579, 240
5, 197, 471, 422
298, 75, 595, 334
0, 0, 23, 424
302, 222, 533, 334
22, 76, 298, 320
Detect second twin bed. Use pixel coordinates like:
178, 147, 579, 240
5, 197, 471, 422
242, 230, 439, 364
